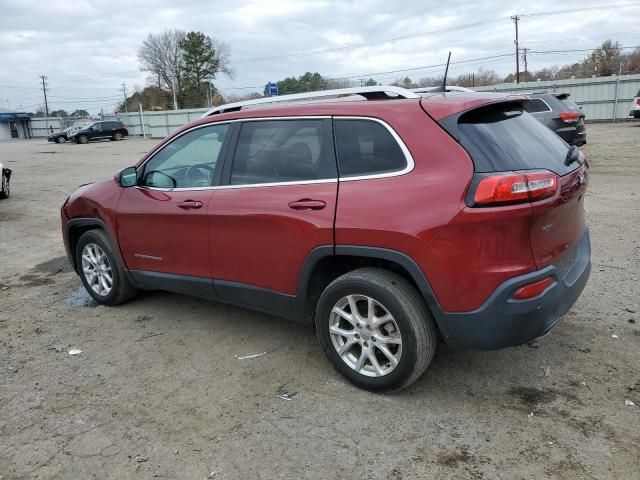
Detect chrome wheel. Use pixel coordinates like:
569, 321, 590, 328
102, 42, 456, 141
329, 294, 402, 377
81, 243, 113, 296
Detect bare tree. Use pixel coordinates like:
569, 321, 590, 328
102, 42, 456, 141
138, 30, 186, 107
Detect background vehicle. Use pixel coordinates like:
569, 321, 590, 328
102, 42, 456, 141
1, 162, 11, 199
68, 121, 128, 144
61, 86, 590, 391
523, 92, 586, 146
630, 89, 640, 118
47, 125, 83, 144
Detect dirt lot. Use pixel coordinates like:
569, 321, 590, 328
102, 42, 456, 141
1, 124, 639, 479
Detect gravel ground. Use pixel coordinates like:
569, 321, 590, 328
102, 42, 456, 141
1, 125, 639, 479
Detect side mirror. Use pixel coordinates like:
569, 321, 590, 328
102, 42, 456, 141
119, 167, 138, 187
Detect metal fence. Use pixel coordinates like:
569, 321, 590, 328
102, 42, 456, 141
475, 73, 640, 122
29, 117, 93, 138
27, 74, 640, 139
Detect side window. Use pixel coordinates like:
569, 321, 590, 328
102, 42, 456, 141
334, 119, 407, 177
230, 119, 334, 185
523, 98, 551, 113
142, 124, 229, 189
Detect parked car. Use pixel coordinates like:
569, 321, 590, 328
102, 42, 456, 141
1, 162, 11, 199
630, 88, 640, 119
68, 121, 128, 144
523, 92, 586, 146
61, 86, 591, 391
47, 125, 83, 144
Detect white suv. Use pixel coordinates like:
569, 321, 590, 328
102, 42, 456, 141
630, 88, 640, 119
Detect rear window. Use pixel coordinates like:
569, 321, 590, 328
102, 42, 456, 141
455, 103, 575, 176
334, 119, 407, 177
560, 99, 581, 111
523, 98, 551, 113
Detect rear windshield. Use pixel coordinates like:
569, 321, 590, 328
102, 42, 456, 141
560, 98, 581, 110
455, 103, 575, 176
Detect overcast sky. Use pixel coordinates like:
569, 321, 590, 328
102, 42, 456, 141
1, 0, 639, 114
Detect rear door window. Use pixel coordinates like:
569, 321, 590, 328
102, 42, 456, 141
523, 98, 551, 113
454, 103, 576, 176
334, 119, 407, 177
230, 119, 335, 185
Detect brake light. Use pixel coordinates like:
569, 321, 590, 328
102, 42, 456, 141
635, 98, 640, 106
559, 111, 581, 122
473, 170, 558, 206
512, 276, 554, 300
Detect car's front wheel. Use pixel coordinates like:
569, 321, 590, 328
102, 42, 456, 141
56, 136, 66, 144
76, 135, 89, 144
316, 268, 437, 392
76, 229, 137, 305
0, 172, 10, 199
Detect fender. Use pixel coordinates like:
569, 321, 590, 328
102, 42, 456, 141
65, 218, 126, 275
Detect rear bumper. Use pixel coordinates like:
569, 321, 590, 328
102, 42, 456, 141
631, 109, 640, 119
556, 124, 586, 146
434, 229, 591, 350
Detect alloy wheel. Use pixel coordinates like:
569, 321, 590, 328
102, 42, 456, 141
329, 294, 403, 377
81, 243, 113, 296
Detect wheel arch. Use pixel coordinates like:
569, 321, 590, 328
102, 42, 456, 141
296, 246, 443, 324
66, 218, 125, 274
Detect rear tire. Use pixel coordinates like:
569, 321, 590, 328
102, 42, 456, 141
76, 135, 88, 144
0, 172, 9, 199
112, 132, 123, 141
75, 229, 137, 306
315, 268, 437, 392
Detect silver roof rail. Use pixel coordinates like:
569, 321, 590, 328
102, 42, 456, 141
202, 85, 420, 116
411, 86, 475, 93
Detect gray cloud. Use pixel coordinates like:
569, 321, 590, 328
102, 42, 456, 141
0, 0, 638, 113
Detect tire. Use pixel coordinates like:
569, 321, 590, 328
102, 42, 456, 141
112, 132, 123, 141
0, 172, 9, 199
76, 135, 89, 144
315, 268, 437, 392
56, 136, 66, 144
75, 229, 137, 306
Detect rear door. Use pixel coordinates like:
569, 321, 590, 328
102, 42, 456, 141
453, 103, 588, 268
209, 117, 337, 300
117, 123, 230, 278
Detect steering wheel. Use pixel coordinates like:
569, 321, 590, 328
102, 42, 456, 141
185, 163, 215, 187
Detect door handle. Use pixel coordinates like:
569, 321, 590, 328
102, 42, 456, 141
177, 200, 203, 209
288, 199, 326, 211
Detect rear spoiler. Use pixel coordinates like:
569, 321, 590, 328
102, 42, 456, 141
553, 93, 570, 100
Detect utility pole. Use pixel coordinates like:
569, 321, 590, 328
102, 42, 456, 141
121, 83, 128, 113
521, 48, 530, 82
511, 15, 520, 84
40, 74, 49, 133
209, 82, 213, 108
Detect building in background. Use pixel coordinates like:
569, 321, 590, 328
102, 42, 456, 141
0, 109, 31, 140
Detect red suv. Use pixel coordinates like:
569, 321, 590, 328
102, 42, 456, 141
61, 86, 591, 391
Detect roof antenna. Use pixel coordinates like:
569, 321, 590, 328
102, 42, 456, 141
431, 52, 452, 93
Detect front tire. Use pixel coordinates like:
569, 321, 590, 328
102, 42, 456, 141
0, 173, 9, 199
76, 135, 88, 144
315, 268, 437, 392
56, 136, 66, 144
75, 229, 137, 305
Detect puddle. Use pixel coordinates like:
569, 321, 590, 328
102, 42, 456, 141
64, 287, 98, 308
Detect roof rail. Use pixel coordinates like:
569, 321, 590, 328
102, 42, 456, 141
411, 86, 475, 93
202, 85, 419, 116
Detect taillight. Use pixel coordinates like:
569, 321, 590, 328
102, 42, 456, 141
635, 98, 640, 106
512, 276, 554, 300
559, 111, 581, 122
472, 170, 558, 207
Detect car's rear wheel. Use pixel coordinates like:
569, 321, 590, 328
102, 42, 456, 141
315, 268, 437, 392
76, 229, 137, 305
56, 136, 66, 144
76, 135, 88, 144
0, 172, 9, 199
112, 132, 123, 141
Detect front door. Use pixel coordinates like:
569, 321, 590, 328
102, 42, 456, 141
209, 118, 337, 299
117, 123, 231, 279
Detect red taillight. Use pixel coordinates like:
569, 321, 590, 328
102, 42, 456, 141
512, 276, 554, 300
473, 170, 558, 206
559, 111, 581, 122
635, 98, 640, 106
